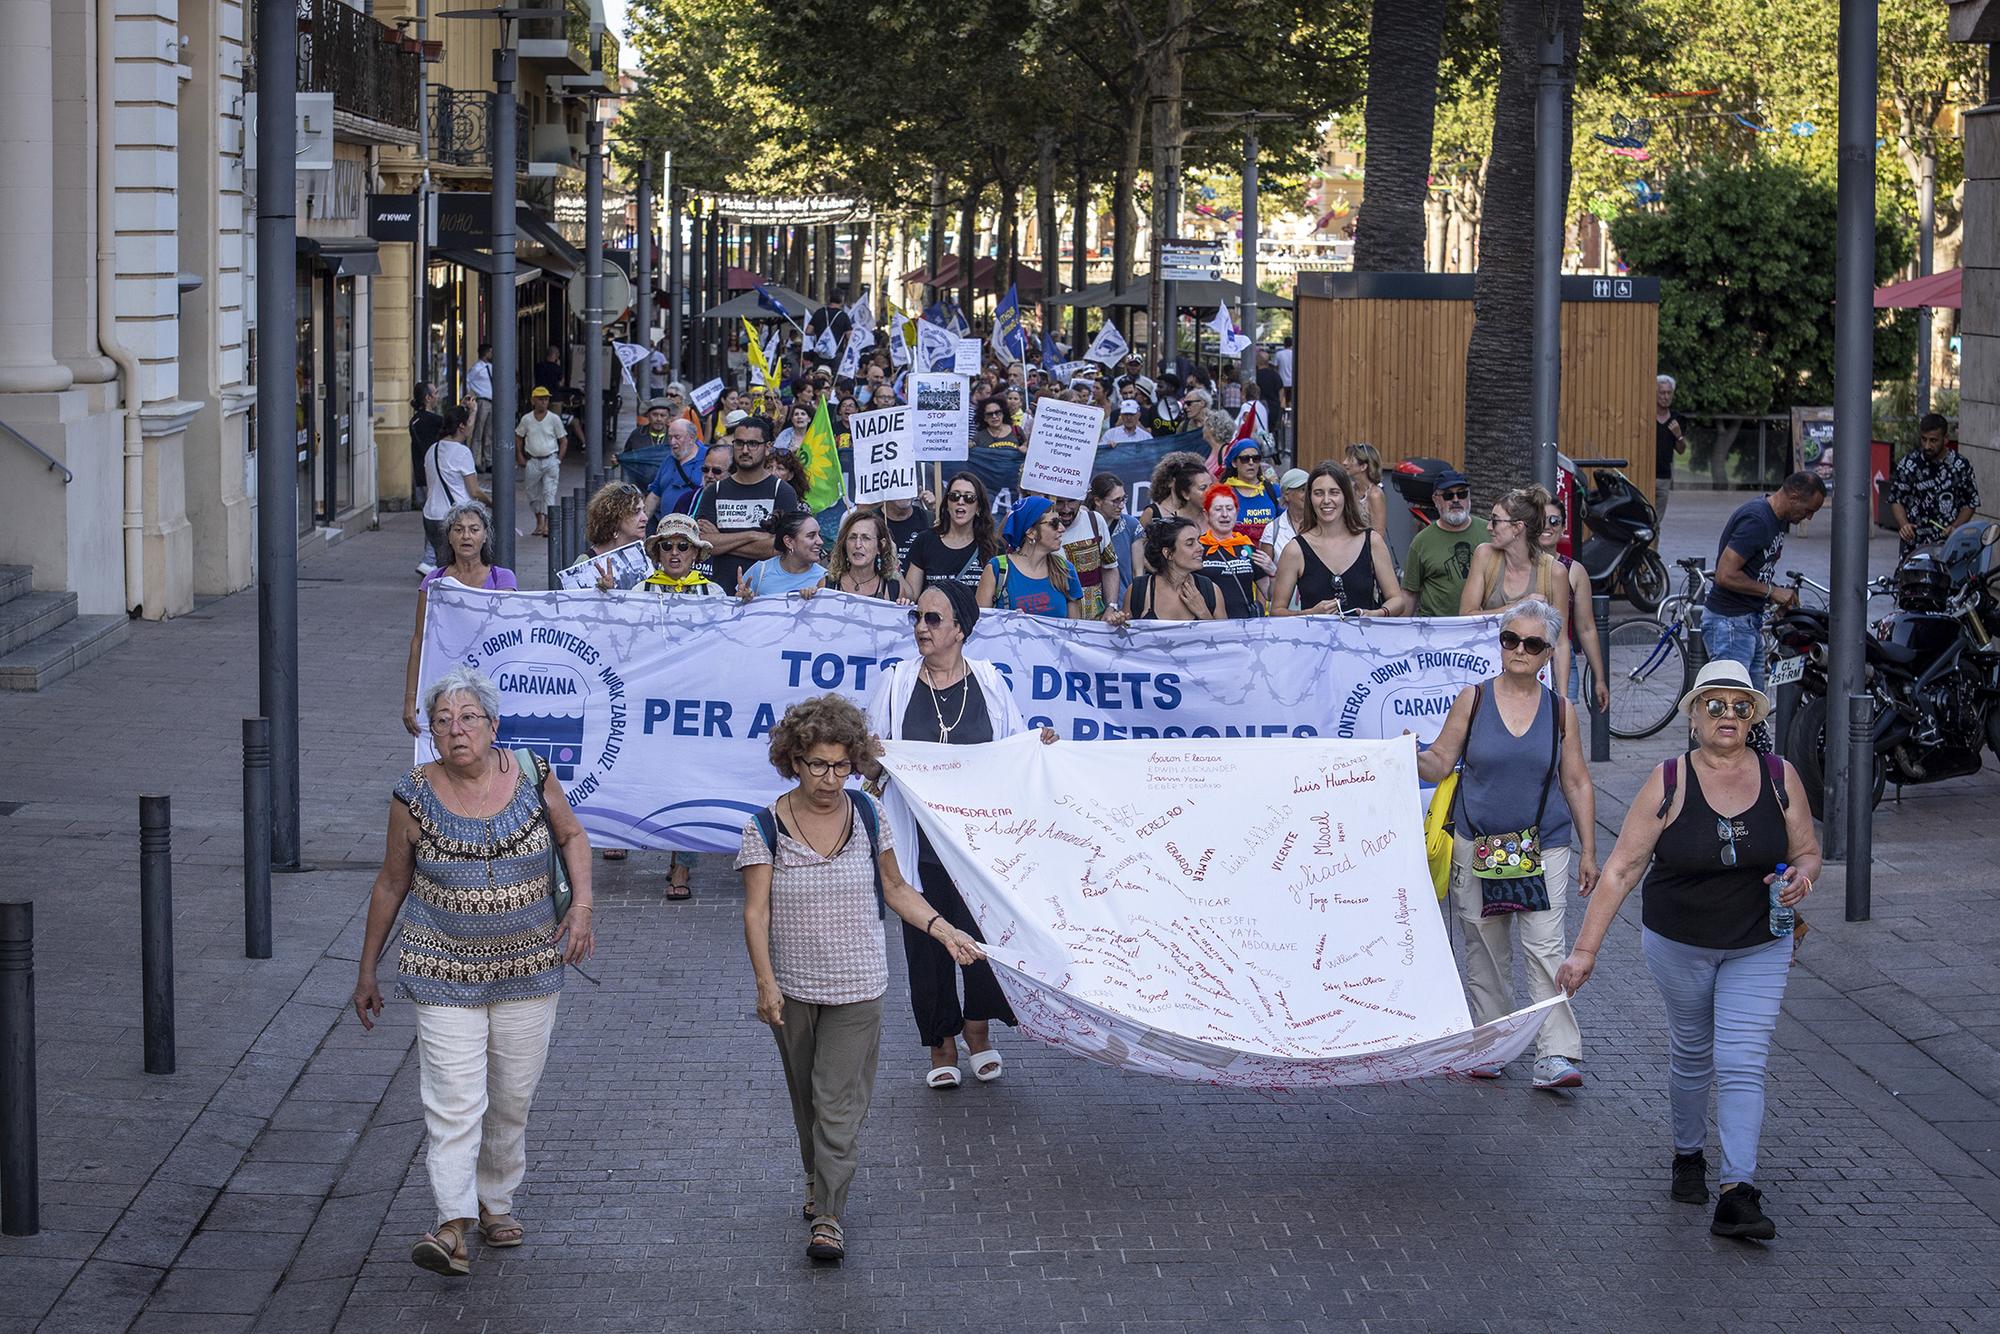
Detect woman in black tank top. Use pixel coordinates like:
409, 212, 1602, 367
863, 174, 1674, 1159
1553, 662, 1821, 1242
1268, 463, 1409, 616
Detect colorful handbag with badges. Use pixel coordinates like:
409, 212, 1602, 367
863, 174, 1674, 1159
1456, 687, 1561, 917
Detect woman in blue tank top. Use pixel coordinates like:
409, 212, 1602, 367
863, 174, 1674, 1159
1416, 597, 1598, 1090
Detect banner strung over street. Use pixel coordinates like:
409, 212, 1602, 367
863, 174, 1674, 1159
877, 734, 1557, 1086
417, 586, 1506, 853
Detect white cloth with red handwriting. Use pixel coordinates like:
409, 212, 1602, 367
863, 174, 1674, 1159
877, 734, 1559, 1087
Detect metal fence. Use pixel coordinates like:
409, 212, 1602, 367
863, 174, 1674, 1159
297, 0, 421, 133
429, 86, 530, 172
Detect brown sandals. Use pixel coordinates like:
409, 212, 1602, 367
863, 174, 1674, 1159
806, 1216, 845, 1263
478, 1210, 524, 1247
411, 1220, 470, 1275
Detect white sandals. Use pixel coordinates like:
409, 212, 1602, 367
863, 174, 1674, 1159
969, 1050, 1003, 1082
925, 1065, 962, 1089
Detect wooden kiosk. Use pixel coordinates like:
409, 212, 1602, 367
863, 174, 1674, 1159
1293, 271, 1663, 505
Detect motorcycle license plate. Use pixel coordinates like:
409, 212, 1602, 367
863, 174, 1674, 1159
1767, 654, 1806, 687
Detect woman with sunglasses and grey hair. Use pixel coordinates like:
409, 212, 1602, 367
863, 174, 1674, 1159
1558, 660, 1819, 1242
402, 502, 516, 737
1416, 597, 1597, 1090
355, 666, 595, 1277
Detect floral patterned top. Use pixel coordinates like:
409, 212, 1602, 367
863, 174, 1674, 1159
392, 754, 565, 1007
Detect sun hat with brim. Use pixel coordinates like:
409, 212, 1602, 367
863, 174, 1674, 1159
1677, 659, 1772, 724
647, 512, 712, 555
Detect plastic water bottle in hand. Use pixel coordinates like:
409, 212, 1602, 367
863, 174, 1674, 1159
1769, 862, 1797, 937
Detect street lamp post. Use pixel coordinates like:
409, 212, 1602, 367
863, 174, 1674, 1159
582, 95, 606, 493
635, 152, 653, 408
1531, 22, 1568, 496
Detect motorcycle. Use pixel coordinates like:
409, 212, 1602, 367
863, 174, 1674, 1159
1573, 467, 1669, 613
1774, 519, 2000, 820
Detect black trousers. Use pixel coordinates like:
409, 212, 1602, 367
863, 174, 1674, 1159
902, 857, 1015, 1049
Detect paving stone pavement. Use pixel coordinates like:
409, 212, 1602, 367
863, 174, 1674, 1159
2, 492, 1998, 1333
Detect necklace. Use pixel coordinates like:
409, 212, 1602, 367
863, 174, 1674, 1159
784, 793, 846, 860
922, 664, 970, 742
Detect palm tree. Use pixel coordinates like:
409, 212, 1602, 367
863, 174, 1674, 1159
1463, 0, 1582, 497
1353, 0, 1448, 273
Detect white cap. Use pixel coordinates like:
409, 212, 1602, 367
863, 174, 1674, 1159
1119, 399, 1140, 415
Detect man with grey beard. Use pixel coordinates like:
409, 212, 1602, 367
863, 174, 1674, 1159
1400, 469, 1490, 618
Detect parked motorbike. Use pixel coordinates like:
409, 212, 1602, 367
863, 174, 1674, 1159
1774, 519, 2000, 819
1573, 467, 1669, 613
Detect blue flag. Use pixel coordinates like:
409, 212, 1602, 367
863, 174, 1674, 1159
1040, 329, 1062, 371
945, 300, 971, 337
754, 284, 792, 318
988, 284, 1027, 365
923, 300, 947, 328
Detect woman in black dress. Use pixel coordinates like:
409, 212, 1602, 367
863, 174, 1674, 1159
902, 471, 1000, 595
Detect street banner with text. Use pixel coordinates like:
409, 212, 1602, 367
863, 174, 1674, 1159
878, 734, 1558, 1087
417, 586, 1506, 854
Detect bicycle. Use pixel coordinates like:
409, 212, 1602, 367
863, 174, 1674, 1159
1603, 558, 1710, 739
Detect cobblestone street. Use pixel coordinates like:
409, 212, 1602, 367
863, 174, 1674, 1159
2, 500, 1997, 1333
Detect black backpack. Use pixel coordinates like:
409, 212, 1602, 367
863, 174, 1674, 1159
751, 789, 886, 919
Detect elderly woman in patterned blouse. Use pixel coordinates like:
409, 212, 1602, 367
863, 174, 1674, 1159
353, 666, 596, 1277
736, 693, 984, 1265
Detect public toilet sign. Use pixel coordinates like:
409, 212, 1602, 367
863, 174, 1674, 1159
1160, 237, 1224, 282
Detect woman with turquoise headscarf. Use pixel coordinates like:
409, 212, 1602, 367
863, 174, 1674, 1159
975, 496, 1084, 618
1221, 438, 1282, 543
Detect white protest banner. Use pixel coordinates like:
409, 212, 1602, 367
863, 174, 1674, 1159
848, 404, 918, 503
877, 734, 1558, 1086
1085, 322, 1130, 367
1020, 398, 1105, 498
954, 336, 984, 376
613, 341, 650, 371
916, 319, 956, 373
689, 377, 725, 414
909, 372, 971, 461
554, 540, 651, 591
417, 587, 1504, 853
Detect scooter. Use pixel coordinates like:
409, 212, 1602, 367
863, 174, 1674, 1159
1573, 467, 1668, 613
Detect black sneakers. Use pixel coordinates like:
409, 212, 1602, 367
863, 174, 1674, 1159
1710, 1183, 1777, 1240
1671, 1151, 1709, 1204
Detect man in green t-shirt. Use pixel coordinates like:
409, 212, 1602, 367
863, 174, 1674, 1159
1401, 470, 1490, 617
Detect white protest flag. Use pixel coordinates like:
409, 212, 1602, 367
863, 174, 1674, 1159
1207, 302, 1252, 357
1020, 397, 1103, 498
836, 329, 863, 381
888, 312, 913, 368
916, 318, 957, 373
877, 734, 1557, 1087
1085, 321, 1130, 367
612, 341, 650, 370
848, 293, 875, 332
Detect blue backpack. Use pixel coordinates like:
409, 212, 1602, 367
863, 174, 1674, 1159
751, 789, 886, 919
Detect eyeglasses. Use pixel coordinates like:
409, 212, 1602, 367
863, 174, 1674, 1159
1489, 515, 1519, 528
1716, 816, 1739, 868
946, 491, 977, 504
656, 538, 694, 553
1498, 630, 1551, 655
983, 409, 1005, 418
1702, 697, 1757, 720
908, 609, 950, 628
1437, 488, 1470, 501
429, 710, 489, 733
801, 758, 856, 777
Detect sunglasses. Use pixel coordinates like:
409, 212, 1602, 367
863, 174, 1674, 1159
1437, 488, 1470, 501
1237, 454, 1261, 464
656, 538, 694, 553
1702, 697, 1757, 719
1499, 630, 1551, 655
1716, 816, 1739, 868
908, 609, 950, 628
946, 491, 977, 504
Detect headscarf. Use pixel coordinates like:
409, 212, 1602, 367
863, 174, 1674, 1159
1002, 496, 1055, 552
926, 578, 981, 638
1223, 438, 1262, 473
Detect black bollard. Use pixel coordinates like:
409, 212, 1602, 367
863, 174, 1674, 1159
243, 719, 273, 959
1590, 594, 1611, 762
0, 901, 37, 1236
139, 795, 175, 1075
1846, 693, 1873, 922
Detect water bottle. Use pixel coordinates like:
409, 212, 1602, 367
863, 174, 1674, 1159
1769, 862, 1796, 937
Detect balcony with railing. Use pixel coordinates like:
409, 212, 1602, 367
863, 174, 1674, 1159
296, 0, 422, 134
429, 86, 531, 174
519, 0, 593, 73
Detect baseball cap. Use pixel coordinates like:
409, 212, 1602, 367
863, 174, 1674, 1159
1435, 469, 1471, 493
1119, 398, 1140, 415
722, 409, 751, 429
1279, 468, 1309, 490
529, 386, 551, 400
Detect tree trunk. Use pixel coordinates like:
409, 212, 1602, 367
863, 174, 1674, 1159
1148, 1, 1186, 358
1354, 0, 1447, 272
1114, 93, 1146, 334
926, 170, 945, 306
995, 147, 1019, 298
1461, 0, 1580, 495
1038, 133, 1059, 339
959, 184, 980, 317
1072, 148, 1091, 350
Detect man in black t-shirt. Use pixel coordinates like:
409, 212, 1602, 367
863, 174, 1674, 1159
691, 415, 799, 594
1702, 471, 1826, 694
1655, 374, 1686, 524
1253, 347, 1284, 420
879, 496, 933, 577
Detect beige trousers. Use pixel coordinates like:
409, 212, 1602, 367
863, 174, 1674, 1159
1449, 834, 1582, 1061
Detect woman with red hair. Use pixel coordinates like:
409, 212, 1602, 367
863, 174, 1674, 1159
1197, 483, 1269, 617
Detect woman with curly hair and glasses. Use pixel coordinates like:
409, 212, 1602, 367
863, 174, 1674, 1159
736, 693, 985, 1265
822, 506, 902, 601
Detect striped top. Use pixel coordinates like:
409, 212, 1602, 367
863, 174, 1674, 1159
392, 755, 565, 1008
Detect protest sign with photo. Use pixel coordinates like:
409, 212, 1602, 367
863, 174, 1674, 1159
1020, 398, 1105, 498
690, 377, 725, 415
554, 540, 651, 591
909, 373, 971, 461
848, 404, 918, 503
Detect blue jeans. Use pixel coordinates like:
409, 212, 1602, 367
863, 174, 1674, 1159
1641, 928, 1791, 1184
1702, 611, 1766, 694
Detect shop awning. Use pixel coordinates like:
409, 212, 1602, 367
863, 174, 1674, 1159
1874, 267, 1961, 309
296, 236, 382, 278
516, 209, 582, 274
432, 246, 500, 275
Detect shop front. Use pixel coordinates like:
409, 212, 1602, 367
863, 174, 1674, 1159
295, 237, 380, 530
